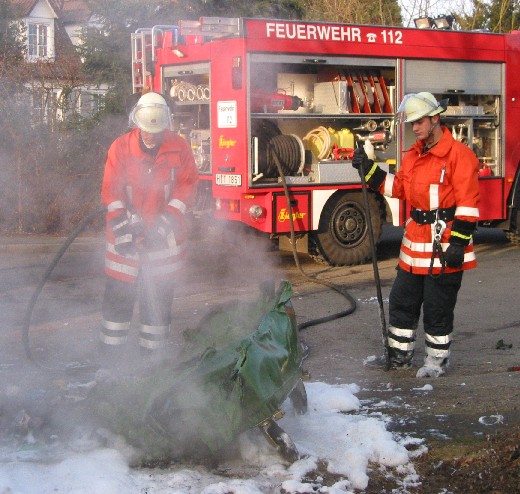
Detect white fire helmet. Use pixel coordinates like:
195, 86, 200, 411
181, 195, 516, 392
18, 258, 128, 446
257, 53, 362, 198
395, 92, 448, 123
129, 92, 172, 133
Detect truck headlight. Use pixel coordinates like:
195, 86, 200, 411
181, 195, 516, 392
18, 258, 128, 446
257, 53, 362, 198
249, 205, 265, 220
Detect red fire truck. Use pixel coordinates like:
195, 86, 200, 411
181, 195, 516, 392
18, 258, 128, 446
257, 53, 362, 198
131, 17, 520, 265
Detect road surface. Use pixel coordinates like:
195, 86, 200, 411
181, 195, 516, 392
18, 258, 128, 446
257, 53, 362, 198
1, 224, 518, 469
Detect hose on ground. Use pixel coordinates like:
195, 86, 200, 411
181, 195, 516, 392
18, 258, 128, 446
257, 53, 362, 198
269, 144, 357, 332
22, 206, 107, 371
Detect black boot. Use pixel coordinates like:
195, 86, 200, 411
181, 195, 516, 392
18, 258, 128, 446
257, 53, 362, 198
389, 348, 414, 368
365, 348, 413, 370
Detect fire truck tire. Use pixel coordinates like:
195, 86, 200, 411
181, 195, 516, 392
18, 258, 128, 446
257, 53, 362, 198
505, 205, 520, 245
505, 230, 520, 245
311, 191, 384, 266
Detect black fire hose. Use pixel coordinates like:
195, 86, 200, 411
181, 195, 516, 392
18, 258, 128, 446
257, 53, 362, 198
357, 148, 391, 371
22, 206, 107, 370
269, 145, 357, 332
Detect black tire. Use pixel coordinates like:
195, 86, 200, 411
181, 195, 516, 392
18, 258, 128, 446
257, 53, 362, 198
311, 190, 385, 266
505, 230, 520, 246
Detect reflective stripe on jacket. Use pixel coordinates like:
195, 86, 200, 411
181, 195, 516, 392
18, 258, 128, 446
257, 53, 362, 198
379, 126, 480, 275
101, 128, 198, 282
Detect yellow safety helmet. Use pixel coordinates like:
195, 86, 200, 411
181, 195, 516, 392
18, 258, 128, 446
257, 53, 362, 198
129, 92, 172, 133
395, 92, 448, 123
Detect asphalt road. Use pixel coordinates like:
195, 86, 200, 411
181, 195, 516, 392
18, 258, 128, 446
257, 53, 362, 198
1, 223, 519, 450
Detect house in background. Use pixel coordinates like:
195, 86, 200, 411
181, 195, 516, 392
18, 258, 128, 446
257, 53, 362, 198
11, 0, 108, 125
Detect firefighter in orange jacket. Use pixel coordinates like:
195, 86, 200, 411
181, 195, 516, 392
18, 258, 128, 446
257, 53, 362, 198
353, 92, 480, 377
100, 92, 198, 355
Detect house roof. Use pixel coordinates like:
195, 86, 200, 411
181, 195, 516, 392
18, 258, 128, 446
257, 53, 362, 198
11, 0, 41, 17
10, 0, 91, 23
60, 0, 91, 24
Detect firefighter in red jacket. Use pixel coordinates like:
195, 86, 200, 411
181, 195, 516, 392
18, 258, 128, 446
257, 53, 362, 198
100, 91, 198, 355
353, 92, 480, 377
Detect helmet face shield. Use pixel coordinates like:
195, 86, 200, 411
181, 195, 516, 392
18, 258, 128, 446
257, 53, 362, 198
394, 94, 416, 124
129, 103, 170, 133
395, 92, 448, 123
128, 92, 173, 133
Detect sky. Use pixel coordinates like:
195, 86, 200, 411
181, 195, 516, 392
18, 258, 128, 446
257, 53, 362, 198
0, 381, 430, 494
399, 0, 470, 27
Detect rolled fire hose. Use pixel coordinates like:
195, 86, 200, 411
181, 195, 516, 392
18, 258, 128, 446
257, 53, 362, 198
266, 134, 303, 177
303, 126, 331, 160
22, 206, 107, 371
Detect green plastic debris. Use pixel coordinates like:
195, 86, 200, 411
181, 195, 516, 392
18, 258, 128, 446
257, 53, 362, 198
90, 280, 305, 463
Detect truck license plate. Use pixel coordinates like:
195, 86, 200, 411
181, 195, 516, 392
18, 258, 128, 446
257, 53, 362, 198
216, 174, 241, 186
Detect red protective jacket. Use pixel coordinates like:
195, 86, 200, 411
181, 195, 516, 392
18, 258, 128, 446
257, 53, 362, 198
378, 126, 480, 275
101, 128, 199, 282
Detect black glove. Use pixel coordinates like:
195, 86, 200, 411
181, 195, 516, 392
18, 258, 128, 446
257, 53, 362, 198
158, 210, 186, 243
444, 219, 476, 268
111, 211, 137, 256
445, 243, 465, 268
450, 219, 476, 246
352, 147, 373, 176
128, 213, 145, 239
352, 147, 387, 189
145, 210, 186, 250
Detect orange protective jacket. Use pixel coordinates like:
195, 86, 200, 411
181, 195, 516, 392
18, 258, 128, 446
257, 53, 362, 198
378, 126, 480, 275
101, 128, 199, 283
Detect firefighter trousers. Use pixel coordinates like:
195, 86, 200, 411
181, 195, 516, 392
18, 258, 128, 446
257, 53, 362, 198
100, 274, 175, 350
387, 266, 463, 359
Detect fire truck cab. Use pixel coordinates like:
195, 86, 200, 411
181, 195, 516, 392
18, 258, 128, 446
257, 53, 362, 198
132, 17, 520, 265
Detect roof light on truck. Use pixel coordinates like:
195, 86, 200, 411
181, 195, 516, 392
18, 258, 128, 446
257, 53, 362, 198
433, 16, 454, 29
414, 17, 433, 29
414, 15, 454, 29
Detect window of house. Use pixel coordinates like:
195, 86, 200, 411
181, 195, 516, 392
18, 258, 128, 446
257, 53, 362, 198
81, 91, 105, 116
31, 89, 49, 123
30, 88, 59, 124
28, 23, 49, 58
91, 93, 103, 114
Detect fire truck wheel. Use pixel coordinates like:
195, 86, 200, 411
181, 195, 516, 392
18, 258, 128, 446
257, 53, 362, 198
505, 230, 520, 245
311, 191, 384, 266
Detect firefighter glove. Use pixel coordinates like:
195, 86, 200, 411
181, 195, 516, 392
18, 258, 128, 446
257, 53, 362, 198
111, 211, 137, 256
146, 210, 186, 250
449, 219, 476, 246
352, 147, 372, 174
444, 219, 476, 268
445, 243, 465, 269
128, 213, 145, 239
352, 147, 387, 190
